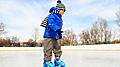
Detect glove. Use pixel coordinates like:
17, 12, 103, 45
56, 29, 63, 34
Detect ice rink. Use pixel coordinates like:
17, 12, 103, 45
0, 44, 120, 67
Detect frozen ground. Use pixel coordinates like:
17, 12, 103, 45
0, 44, 120, 67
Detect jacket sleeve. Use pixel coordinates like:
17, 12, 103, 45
47, 14, 60, 32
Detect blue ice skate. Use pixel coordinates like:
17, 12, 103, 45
43, 60, 55, 67
54, 58, 66, 67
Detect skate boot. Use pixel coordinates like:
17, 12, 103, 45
43, 60, 55, 67
54, 58, 66, 67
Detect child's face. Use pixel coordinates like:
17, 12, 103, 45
59, 9, 65, 15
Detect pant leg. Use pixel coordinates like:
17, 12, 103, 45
43, 38, 53, 61
53, 39, 62, 58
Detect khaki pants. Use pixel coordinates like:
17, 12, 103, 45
43, 38, 62, 61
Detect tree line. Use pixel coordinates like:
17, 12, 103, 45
0, 9, 120, 47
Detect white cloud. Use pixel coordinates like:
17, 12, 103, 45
63, 0, 120, 35
0, 0, 47, 41
0, 0, 120, 41
65, 0, 120, 24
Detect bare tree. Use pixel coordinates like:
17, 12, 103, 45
79, 18, 111, 45
79, 30, 91, 45
0, 22, 6, 35
0, 37, 11, 47
115, 9, 120, 40
11, 36, 20, 47
98, 18, 107, 43
27, 38, 36, 47
62, 29, 78, 46
0, 22, 7, 47
116, 9, 120, 26
90, 22, 99, 43
33, 27, 39, 46
34, 27, 38, 42
37, 39, 43, 47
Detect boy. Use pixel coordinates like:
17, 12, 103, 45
43, 0, 66, 67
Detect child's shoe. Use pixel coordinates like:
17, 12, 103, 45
43, 60, 55, 67
54, 58, 66, 67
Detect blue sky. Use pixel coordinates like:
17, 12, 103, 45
0, 0, 120, 41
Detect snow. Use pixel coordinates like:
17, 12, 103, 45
0, 44, 120, 67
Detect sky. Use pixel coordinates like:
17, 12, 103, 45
0, 0, 120, 42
